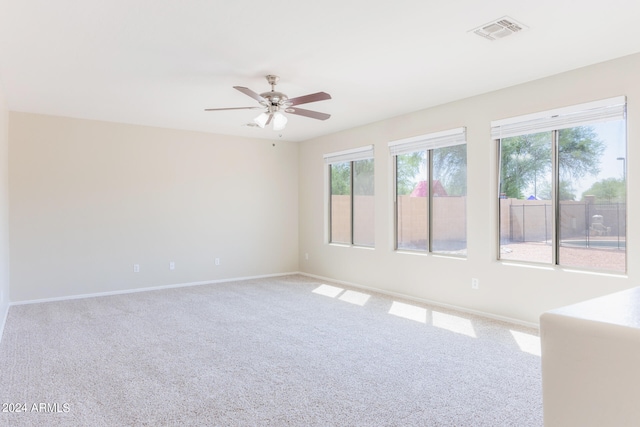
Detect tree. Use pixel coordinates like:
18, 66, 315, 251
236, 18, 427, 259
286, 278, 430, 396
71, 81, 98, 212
499, 132, 551, 199
581, 178, 626, 203
500, 126, 604, 200
537, 180, 577, 201
396, 152, 424, 195
330, 159, 375, 196
558, 127, 605, 182
353, 159, 374, 196
330, 162, 350, 195
395, 147, 467, 196
433, 145, 467, 196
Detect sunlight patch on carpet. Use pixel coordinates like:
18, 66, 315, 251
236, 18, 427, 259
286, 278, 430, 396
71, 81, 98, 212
432, 311, 477, 338
510, 330, 541, 356
312, 284, 344, 298
389, 301, 427, 323
338, 290, 371, 306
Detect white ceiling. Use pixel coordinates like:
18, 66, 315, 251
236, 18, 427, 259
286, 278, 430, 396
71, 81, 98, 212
1, 1, 640, 142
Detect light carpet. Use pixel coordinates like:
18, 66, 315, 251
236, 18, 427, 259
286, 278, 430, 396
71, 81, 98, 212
0, 275, 542, 426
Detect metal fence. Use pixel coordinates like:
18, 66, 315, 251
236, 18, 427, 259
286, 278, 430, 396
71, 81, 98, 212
503, 201, 626, 248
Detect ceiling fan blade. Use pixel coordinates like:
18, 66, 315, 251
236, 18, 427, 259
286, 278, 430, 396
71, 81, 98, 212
287, 91, 331, 106
265, 113, 274, 126
204, 106, 261, 111
286, 107, 331, 121
234, 86, 266, 103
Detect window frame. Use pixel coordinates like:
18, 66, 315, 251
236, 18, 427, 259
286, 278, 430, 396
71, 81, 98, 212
324, 145, 375, 247
388, 127, 467, 256
493, 96, 627, 272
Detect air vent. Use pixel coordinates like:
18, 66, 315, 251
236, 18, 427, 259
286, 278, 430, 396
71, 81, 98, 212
471, 16, 528, 41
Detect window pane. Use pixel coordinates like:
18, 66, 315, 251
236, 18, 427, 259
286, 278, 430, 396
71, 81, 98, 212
431, 145, 467, 255
396, 152, 427, 251
558, 121, 626, 272
498, 132, 553, 263
353, 159, 375, 246
330, 162, 351, 244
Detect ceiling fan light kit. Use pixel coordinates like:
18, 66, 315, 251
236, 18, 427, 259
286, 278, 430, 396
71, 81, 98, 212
272, 112, 287, 131
254, 112, 269, 128
206, 75, 331, 131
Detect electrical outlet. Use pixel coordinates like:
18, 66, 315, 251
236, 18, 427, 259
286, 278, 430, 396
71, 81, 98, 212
305, 253, 309, 260
215, 258, 220, 266
169, 261, 175, 270
133, 264, 140, 273
471, 278, 479, 290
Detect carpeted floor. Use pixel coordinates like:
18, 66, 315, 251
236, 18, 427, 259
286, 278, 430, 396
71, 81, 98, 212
0, 275, 542, 426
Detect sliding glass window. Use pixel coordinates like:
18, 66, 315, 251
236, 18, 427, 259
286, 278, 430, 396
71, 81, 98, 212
325, 146, 375, 247
495, 97, 627, 273
329, 161, 352, 244
389, 128, 467, 255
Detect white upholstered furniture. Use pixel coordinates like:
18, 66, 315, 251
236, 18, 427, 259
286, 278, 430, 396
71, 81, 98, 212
540, 287, 640, 426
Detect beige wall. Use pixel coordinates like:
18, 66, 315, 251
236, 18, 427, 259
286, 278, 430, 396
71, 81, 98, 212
298, 52, 640, 325
0, 80, 8, 336
9, 113, 299, 301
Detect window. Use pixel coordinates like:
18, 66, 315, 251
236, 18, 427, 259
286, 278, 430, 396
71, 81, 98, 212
389, 128, 467, 255
329, 161, 351, 244
495, 97, 626, 272
325, 146, 375, 246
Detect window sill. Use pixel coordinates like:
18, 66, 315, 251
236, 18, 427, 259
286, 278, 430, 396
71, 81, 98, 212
499, 260, 627, 277
395, 249, 466, 260
328, 243, 375, 250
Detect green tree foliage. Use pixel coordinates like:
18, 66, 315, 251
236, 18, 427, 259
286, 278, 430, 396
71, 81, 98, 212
330, 159, 375, 196
558, 127, 605, 183
330, 162, 350, 195
396, 152, 425, 196
500, 126, 604, 200
433, 145, 467, 196
499, 132, 551, 199
581, 177, 626, 203
537, 180, 577, 201
353, 159, 374, 196
395, 148, 467, 196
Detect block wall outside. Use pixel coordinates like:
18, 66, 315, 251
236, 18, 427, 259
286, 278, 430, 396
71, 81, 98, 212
331, 195, 466, 246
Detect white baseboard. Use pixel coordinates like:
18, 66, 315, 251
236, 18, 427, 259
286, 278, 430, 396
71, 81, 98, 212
298, 272, 539, 329
0, 301, 9, 344
9, 272, 299, 306
5, 271, 538, 330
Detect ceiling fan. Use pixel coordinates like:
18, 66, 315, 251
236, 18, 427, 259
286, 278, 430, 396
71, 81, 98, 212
205, 75, 331, 131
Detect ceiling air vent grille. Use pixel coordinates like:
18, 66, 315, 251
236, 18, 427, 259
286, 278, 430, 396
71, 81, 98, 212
471, 16, 527, 41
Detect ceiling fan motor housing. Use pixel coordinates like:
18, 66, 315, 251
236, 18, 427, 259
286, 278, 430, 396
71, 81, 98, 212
260, 91, 290, 109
